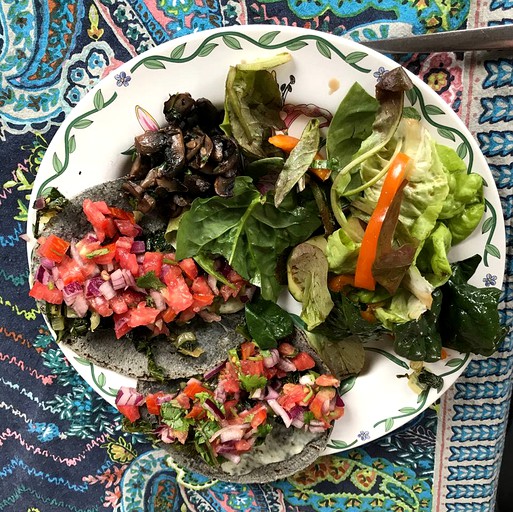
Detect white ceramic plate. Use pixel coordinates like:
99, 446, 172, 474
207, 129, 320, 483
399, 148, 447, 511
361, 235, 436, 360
27, 25, 505, 452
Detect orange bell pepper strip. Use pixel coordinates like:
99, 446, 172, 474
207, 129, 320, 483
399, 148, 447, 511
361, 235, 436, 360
354, 152, 411, 291
268, 134, 330, 181
328, 274, 355, 292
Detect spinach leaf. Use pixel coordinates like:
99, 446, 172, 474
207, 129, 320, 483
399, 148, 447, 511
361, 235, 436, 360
313, 294, 380, 340
175, 177, 321, 301
136, 271, 165, 290
439, 258, 508, 356
222, 67, 285, 160
274, 119, 320, 207
244, 295, 293, 349
326, 82, 379, 173
393, 290, 443, 362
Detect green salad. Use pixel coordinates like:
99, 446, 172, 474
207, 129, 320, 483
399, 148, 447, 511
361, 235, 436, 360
142, 55, 507, 380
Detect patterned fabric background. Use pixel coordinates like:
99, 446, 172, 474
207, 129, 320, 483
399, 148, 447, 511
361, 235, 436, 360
0, 1, 511, 511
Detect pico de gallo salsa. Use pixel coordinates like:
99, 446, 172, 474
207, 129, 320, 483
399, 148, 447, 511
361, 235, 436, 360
116, 340, 344, 466
29, 199, 253, 340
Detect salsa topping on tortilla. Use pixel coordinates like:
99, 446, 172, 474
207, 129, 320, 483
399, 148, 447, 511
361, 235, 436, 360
116, 340, 343, 466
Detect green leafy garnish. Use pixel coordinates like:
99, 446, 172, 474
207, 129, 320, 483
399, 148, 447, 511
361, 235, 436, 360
86, 248, 110, 259
245, 295, 293, 349
136, 271, 165, 290
239, 373, 268, 393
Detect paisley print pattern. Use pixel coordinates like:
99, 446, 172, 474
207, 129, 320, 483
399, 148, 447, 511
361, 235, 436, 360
0, 1, 511, 511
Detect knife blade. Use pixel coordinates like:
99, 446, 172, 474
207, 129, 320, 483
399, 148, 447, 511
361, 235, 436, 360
360, 24, 513, 54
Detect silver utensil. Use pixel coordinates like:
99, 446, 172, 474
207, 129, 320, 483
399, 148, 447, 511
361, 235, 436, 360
360, 24, 513, 53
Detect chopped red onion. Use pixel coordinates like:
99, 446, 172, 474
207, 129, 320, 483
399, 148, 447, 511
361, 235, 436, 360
291, 418, 305, 429
86, 276, 104, 297
213, 384, 226, 404
156, 393, 177, 405
204, 361, 226, 381
72, 294, 88, 317
268, 399, 292, 428
131, 240, 146, 254
299, 374, 315, 386
63, 281, 83, 305
263, 349, 280, 368
33, 196, 46, 210
277, 357, 296, 373
309, 425, 327, 433
115, 386, 145, 406
110, 269, 126, 290
35, 265, 50, 284
105, 262, 115, 273
209, 424, 250, 443
55, 278, 64, 291
288, 406, 305, 421
99, 280, 116, 300
40, 257, 55, 270
264, 387, 279, 401
203, 398, 225, 420
156, 425, 176, 444
207, 274, 219, 295
51, 266, 59, 282
336, 394, 345, 408
136, 254, 144, 264
321, 398, 331, 415
150, 290, 166, 311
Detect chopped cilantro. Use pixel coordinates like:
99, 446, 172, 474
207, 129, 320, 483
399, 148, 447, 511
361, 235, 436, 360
160, 403, 191, 432
303, 411, 315, 424
136, 271, 165, 290
239, 373, 267, 393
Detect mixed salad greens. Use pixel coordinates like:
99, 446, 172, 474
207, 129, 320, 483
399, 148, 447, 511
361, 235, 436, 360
170, 57, 506, 373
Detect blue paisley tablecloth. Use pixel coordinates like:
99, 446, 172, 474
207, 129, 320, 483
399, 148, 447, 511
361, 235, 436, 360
1, 1, 511, 511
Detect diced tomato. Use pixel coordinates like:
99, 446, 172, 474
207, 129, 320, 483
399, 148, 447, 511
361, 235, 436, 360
223, 399, 238, 418
328, 405, 345, 421
75, 236, 100, 260
115, 236, 134, 251
142, 252, 163, 276
90, 243, 116, 265
109, 295, 129, 314
174, 393, 191, 409
227, 269, 245, 284
278, 383, 310, 411
185, 403, 206, 419
234, 439, 253, 452
83, 199, 109, 242
278, 342, 297, 357
178, 258, 198, 280
146, 392, 164, 415
220, 282, 243, 301
109, 206, 135, 223
128, 302, 159, 328
117, 404, 140, 423
92, 201, 111, 215
160, 275, 194, 313
114, 311, 132, 339
151, 320, 170, 337
220, 363, 240, 394
116, 248, 139, 276
103, 217, 118, 239
37, 234, 70, 263
309, 388, 336, 421
240, 359, 265, 376
315, 375, 340, 387
248, 404, 267, 428
59, 255, 86, 285
161, 306, 177, 323
183, 378, 211, 399
29, 281, 63, 304
120, 289, 146, 308
89, 296, 113, 317
191, 276, 212, 296
292, 352, 316, 371
240, 341, 256, 360
161, 264, 182, 285
115, 219, 140, 237
177, 306, 196, 323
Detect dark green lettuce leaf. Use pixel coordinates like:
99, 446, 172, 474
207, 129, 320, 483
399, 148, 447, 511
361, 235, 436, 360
175, 177, 321, 301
